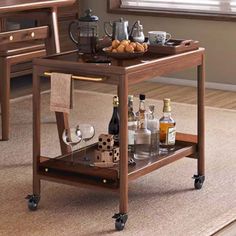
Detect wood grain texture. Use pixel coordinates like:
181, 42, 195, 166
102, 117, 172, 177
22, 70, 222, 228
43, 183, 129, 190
0, 26, 49, 46
0, 0, 76, 14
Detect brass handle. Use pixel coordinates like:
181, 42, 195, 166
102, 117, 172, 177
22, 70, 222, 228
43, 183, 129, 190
44, 72, 106, 82
31, 32, 35, 38
9, 35, 14, 41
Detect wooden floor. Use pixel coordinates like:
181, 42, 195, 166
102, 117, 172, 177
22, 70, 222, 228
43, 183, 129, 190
10, 76, 236, 235
11, 76, 236, 110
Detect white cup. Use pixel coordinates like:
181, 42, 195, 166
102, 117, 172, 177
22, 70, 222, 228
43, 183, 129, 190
148, 31, 171, 45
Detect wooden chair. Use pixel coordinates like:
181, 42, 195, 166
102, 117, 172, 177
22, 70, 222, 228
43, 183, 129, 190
0, 26, 49, 140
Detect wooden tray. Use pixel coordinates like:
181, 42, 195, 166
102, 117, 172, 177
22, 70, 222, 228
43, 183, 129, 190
38, 134, 197, 190
148, 39, 199, 55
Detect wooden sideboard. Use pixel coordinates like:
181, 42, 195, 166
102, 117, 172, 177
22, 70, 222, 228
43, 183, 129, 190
0, 0, 78, 77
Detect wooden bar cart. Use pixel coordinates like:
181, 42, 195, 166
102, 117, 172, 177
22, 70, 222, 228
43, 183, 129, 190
28, 48, 205, 231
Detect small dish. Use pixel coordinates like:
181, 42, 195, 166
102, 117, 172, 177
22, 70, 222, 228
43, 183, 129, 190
103, 47, 147, 59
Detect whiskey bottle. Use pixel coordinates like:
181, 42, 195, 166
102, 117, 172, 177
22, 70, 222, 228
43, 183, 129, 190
128, 95, 137, 153
159, 98, 176, 152
108, 96, 120, 146
147, 105, 159, 156
134, 94, 151, 160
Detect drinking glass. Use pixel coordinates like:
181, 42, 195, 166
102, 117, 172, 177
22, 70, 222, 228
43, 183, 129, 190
62, 124, 95, 163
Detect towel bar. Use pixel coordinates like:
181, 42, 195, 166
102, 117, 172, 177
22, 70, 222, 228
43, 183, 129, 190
44, 72, 106, 82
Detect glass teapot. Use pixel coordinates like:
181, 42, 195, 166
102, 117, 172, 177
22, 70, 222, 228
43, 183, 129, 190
68, 9, 99, 54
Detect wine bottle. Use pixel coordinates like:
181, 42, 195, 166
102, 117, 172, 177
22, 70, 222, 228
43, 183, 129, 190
108, 96, 120, 146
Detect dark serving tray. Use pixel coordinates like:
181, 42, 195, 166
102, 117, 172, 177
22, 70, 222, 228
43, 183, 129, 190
148, 39, 199, 55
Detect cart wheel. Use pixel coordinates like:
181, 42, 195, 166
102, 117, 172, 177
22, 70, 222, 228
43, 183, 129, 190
26, 194, 40, 211
193, 175, 205, 190
112, 213, 128, 231
115, 220, 125, 231
194, 179, 203, 189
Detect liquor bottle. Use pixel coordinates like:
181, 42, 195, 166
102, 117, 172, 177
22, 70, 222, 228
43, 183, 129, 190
159, 98, 176, 151
147, 105, 159, 156
108, 96, 120, 146
128, 95, 137, 153
134, 94, 151, 160
135, 94, 146, 120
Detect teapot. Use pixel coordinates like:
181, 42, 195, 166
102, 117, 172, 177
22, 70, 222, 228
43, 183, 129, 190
104, 18, 145, 43
104, 18, 129, 41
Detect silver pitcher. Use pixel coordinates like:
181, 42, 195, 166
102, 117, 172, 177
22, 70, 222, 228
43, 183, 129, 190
104, 18, 129, 41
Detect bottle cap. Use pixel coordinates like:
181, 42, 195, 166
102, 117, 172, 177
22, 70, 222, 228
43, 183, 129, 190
139, 94, 145, 100
163, 98, 171, 112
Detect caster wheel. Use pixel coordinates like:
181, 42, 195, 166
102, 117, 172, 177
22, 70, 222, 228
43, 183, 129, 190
26, 194, 40, 211
128, 158, 136, 166
193, 175, 205, 190
115, 220, 125, 231
28, 199, 38, 211
112, 213, 128, 231
194, 179, 203, 190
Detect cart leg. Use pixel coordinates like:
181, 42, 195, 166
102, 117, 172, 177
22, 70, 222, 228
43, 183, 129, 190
0, 58, 10, 140
26, 66, 41, 211
194, 55, 205, 190
117, 85, 136, 167
113, 77, 129, 231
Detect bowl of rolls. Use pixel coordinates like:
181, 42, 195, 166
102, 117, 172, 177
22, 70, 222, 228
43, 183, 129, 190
103, 39, 148, 59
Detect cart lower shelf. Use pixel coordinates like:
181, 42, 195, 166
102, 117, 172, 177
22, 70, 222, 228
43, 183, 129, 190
38, 133, 197, 190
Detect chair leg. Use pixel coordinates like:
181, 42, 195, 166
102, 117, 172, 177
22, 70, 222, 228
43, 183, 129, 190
0, 58, 11, 141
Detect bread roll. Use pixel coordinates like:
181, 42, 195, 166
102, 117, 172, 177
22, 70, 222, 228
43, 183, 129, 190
143, 43, 148, 51
130, 42, 137, 50
136, 43, 144, 52
117, 44, 125, 53
112, 40, 120, 49
125, 44, 134, 53
120, 40, 129, 46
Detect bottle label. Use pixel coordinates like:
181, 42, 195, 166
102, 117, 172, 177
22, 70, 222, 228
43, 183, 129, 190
167, 127, 176, 145
128, 121, 137, 145
128, 130, 135, 145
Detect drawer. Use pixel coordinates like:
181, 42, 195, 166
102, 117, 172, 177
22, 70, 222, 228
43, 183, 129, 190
0, 26, 49, 45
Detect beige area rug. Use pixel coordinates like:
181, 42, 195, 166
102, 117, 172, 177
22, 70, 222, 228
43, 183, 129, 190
0, 91, 236, 236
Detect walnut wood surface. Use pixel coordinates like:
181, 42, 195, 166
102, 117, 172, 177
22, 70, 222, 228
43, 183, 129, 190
0, 0, 77, 140
0, 0, 76, 14
0, 26, 49, 45
0, 43, 45, 56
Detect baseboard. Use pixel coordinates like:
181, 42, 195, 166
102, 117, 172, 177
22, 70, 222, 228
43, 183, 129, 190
151, 77, 236, 92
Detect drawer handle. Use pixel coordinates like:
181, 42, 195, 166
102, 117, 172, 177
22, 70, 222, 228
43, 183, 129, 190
9, 35, 14, 41
31, 32, 35, 38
